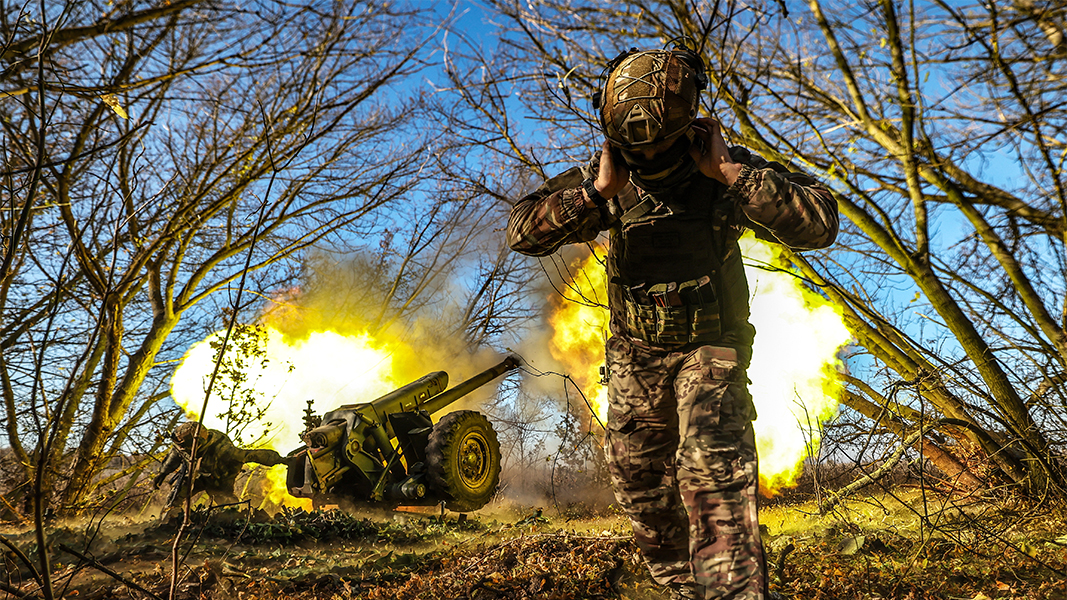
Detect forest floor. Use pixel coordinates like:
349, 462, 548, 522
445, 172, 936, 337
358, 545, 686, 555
2, 488, 1066, 600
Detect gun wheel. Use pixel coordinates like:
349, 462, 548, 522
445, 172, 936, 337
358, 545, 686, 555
426, 410, 500, 512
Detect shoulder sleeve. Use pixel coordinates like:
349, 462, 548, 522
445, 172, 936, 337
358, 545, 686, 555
159, 447, 182, 476
506, 156, 614, 256
203, 430, 232, 453
727, 147, 839, 250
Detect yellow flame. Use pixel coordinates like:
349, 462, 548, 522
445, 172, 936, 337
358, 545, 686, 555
547, 256, 611, 423
743, 237, 850, 495
260, 465, 302, 511
170, 327, 408, 509
545, 236, 851, 496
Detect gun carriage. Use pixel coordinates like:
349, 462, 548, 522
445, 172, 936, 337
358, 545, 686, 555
286, 355, 520, 512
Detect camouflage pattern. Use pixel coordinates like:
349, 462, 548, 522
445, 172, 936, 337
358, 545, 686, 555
507, 142, 837, 600
506, 146, 837, 258
172, 420, 209, 445
156, 426, 284, 506
605, 337, 765, 598
599, 49, 703, 149
507, 146, 838, 367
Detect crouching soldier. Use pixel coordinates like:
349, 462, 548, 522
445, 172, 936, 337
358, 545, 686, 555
153, 421, 285, 507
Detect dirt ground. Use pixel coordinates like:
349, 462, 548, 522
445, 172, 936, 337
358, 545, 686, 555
3, 490, 1067, 599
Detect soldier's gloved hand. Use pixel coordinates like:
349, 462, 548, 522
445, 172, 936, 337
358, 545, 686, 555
689, 118, 742, 186
152, 474, 165, 489
593, 140, 630, 200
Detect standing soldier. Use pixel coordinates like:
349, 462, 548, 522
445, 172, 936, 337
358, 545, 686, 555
153, 421, 285, 508
506, 44, 839, 599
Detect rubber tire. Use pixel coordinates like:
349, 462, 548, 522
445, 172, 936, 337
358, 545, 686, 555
426, 410, 501, 512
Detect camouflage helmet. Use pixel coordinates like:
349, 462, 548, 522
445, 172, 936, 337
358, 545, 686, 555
595, 47, 707, 149
172, 421, 208, 445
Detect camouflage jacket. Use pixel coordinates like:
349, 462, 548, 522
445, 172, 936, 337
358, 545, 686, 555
506, 147, 839, 364
158, 428, 247, 486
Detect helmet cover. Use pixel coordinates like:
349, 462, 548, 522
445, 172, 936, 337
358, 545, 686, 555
173, 421, 208, 445
599, 49, 703, 149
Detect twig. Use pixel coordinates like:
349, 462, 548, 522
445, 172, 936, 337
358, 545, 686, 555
0, 493, 29, 525
819, 422, 941, 513
170, 98, 287, 600
0, 581, 37, 599
57, 543, 164, 600
59, 493, 130, 600
0, 534, 43, 587
774, 539, 795, 585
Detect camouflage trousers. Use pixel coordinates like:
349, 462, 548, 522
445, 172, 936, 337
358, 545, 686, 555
604, 336, 767, 600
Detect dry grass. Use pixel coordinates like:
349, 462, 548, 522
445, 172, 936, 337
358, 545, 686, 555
2, 488, 1066, 599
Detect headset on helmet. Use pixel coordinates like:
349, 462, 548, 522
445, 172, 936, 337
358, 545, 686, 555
593, 41, 708, 149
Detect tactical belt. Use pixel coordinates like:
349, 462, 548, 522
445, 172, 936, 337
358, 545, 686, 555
621, 275, 721, 347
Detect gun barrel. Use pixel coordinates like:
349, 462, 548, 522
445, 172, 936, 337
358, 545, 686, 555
359, 371, 449, 420
419, 355, 520, 416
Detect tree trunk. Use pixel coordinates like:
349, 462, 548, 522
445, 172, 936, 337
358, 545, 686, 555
842, 390, 986, 493
61, 310, 180, 514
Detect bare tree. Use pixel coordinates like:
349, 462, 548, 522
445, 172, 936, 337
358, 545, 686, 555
0, 0, 438, 516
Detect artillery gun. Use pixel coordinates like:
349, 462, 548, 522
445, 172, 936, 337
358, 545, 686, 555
286, 355, 520, 512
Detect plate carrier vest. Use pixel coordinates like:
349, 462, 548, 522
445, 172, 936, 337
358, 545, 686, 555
607, 175, 751, 349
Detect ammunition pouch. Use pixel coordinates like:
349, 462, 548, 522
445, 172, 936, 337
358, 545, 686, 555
622, 276, 721, 347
